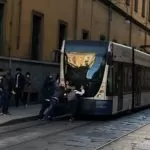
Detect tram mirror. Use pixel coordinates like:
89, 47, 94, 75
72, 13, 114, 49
107, 51, 113, 66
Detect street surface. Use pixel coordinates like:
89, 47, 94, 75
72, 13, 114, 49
0, 109, 150, 150
101, 123, 150, 150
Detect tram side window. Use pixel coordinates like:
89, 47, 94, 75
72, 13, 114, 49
114, 63, 119, 95
148, 70, 150, 90
106, 67, 113, 96
123, 66, 128, 93
141, 67, 150, 91
128, 66, 132, 92
123, 65, 132, 93
106, 62, 119, 96
141, 67, 145, 90
149, 69, 150, 90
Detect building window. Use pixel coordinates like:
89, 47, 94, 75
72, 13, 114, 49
100, 35, 106, 41
142, 0, 146, 17
82, 30, 89, 40
134, 0, 138, 12
31, 11, 44, 61
126, 0, 130, 6
58, 20, 68, 49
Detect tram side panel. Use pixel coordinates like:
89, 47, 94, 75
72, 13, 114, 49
111, 43, 133, 115
134, 50, 150, 109
112, 44, 150, 114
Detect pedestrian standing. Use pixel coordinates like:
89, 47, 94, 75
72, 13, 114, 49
2, 71, 14, 115
14, 68, 25, 107
0, 76, 4, 114
23, 72, 32, 108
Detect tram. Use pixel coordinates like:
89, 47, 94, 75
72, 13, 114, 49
60, 40, 150, 116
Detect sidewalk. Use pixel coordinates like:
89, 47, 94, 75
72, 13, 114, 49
0, 104, 40, 126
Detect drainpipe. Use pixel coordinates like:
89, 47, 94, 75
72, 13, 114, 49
16, 0, 22, 49
89, 0, 94, 40
8, 0, 14, 70
74, 0, 78, 40
129, 0, 133, 46
107, 2, 112, 41
144, 1, 149, 51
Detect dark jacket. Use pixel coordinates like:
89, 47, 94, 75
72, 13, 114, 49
52, 86, 66, 103
43, 77, 55, 99
4, 73, 14, 93
14, 73, 25, 90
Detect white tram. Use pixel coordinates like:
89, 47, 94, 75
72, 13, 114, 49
60, 40, 150, 115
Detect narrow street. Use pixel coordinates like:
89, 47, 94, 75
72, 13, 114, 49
0, 109, 150, 150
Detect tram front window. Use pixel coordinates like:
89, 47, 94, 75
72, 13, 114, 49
64, 41, 108, 97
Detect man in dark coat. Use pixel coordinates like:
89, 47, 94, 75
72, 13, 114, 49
43, 85, 66, 120
14, 68, 25, 107
2, 71, 14, 114
39, 75, 56, 119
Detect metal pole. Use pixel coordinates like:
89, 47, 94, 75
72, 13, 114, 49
132, 47, 135, 109
144, 1, 149, 51
8, 0, 14, 70
107, 0, 112, 41
74, 0, 78, 40
129, 0, 133, 46
90, 0, 94, 40
129, 20, 132, 46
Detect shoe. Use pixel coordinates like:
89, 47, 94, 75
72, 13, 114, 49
69, 117, 74, 122
5, 112, 11, 115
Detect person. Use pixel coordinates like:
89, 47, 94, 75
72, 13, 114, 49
43, 84, 66, 120
67, 85, 85, 121
14, 68, 25, 107
2, 71, 14, 115
39, 74, 56, 119
0, 76, 4, 114
23, 72, 32, 108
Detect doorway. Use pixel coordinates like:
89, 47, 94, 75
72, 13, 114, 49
58, 20, 67, 50
31, 11, 43, 60
82, 30, 89, 40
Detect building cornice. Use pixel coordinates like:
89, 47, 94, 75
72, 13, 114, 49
99, 0, 150, 33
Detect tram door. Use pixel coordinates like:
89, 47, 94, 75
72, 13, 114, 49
134, 66, 141, 107
117, 64, 123, 111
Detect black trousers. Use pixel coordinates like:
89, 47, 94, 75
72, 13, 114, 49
2, 93, 11, 114
39, 100, 50, 119
15, 88, 23, 107
23, 92, 28, 105
67, 96, 80, 117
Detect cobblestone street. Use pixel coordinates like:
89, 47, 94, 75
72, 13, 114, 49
0, 109, 149, 150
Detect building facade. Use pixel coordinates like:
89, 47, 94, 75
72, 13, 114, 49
0, 0, 150, 61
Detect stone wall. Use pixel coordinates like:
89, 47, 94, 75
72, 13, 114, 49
0, 56, 59, 105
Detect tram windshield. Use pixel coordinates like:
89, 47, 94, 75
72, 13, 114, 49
64, 40, 108, 97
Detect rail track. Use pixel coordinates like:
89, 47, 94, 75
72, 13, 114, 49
0, 109, 150, 150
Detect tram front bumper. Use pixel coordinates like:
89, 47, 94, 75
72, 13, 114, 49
80, 99, 113, 116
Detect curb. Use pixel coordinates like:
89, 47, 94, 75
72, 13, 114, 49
0, 116, 38, 127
